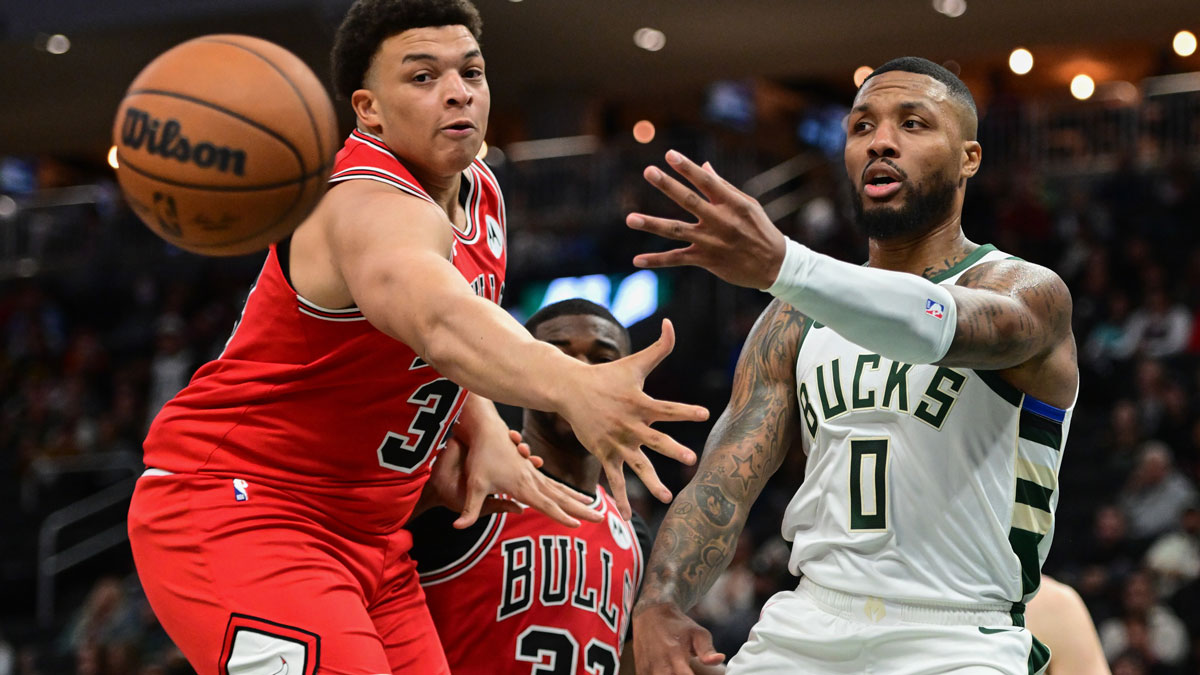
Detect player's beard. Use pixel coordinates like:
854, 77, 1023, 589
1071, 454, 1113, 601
853, 169, 958, 240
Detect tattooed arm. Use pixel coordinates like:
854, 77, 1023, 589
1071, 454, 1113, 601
632, 299, 805, 675
942, 260, 1077, 407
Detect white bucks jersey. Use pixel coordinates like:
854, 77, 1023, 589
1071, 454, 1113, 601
782, 244, 1073, 609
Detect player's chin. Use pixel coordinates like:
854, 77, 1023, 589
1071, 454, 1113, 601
436, 141, 482, 171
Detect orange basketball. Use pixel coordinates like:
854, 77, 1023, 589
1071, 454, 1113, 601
113, 34, 339, 256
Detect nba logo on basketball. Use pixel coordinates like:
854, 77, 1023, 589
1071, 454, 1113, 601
925, 299, 945, 319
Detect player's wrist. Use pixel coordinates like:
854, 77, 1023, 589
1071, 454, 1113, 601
764, 237, 814, 296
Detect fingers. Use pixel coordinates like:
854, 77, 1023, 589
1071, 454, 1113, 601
643, 163, 720, 221
603, 462, 633, 520
626, 212, 702, 245
453, 481, 487, 529
651, 398, 711, 424
522, 475, 584, 528
632, 247, 700, 270
628, 318, 676, 376
621, 450, 673, 504
690, 629, 725, 665
664, 150, 736, 203
641, 427, 697, 465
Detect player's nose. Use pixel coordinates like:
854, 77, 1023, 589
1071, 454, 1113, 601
443, 72, 472, 106
867, 123, 899, 158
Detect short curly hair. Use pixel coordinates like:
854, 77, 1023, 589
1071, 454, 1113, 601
331, 0, 483, 100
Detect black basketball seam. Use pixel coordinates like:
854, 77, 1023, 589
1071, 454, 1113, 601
122, 88, 305, 174
118, 153, 326, 251
197, 36, 329, 171
117, 151, 330, 191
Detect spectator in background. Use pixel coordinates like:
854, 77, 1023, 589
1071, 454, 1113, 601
1101, 400, 1145, 491
1099, 569, 1188, 670
142, 314, 193, 428
1076, 505, 1137, 622
1085, 291, 1133, 371
1143, 503, 1200, 600
57, 577, 141, 658
1120, 442, 1199, 544
1115, 288, 1192, 360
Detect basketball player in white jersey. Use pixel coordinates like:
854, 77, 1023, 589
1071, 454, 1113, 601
626, 57, 1078, 674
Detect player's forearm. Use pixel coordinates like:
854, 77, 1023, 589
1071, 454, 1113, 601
638, 477, 750, 612
766, 238, 957, 364
416, 292, 583, 412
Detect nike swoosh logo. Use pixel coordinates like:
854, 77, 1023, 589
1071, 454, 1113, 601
978, 627, 1019, 634
270, 657, 288, 675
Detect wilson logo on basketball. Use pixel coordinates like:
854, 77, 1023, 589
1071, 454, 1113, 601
120, 107, 248, 176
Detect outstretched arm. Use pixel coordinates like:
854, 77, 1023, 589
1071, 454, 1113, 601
634, 299, 805, 675
627, 150, 1075, 405
320, 181, 709, 517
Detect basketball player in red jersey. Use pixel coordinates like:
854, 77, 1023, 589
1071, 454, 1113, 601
409, 300, 651, 675
126, 1, 707, 674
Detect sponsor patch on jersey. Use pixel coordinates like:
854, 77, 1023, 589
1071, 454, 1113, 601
607, 512, 633, 550
233, 478, 249, 502
924, 298, 946, 319
485, 214, 504, 259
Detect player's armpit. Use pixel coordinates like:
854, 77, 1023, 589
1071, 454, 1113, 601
637, 298, 804, 614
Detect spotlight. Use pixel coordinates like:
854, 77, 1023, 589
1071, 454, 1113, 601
1008, 48, 1033, 75
633, 120, 656, 144
1070, 74, 1095, 100
853, 66, 873, 87
1174, 30, 1197, 57
633, 28, 666, 52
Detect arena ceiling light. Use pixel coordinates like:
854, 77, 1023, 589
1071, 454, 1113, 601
35, 33, 70, 54
1174, 30, 1197, 57
633, 120, 655, 143
634, 28, 666, 52
932, 0, 967, 18
1070, 74, 1095, 100
853, 66, 873, 87
1009, 48, 1033, 75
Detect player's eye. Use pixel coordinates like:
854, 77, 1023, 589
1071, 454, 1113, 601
412, 72, 432, 83
464, 67, 484, 79
902, 119, 926, 129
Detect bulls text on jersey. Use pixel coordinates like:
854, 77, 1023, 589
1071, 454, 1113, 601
498, 535, 634, 640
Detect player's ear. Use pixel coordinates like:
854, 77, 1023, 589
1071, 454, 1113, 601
961, 140, 981, 180
351, 88, 381, 130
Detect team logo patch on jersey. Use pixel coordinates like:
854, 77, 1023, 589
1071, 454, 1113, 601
233, 478, 249, 502
924, 298, 946, 319
607, 512, 633, 550
485, 214, 504, 259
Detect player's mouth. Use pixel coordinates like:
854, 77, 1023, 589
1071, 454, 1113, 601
862, 162, 905, 200
441, 120, 477, 138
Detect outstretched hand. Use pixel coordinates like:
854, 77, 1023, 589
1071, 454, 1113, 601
627, 150, 787, 290
427, 429, 599, 530
633, 601, 726, 675
562, 318, 709, 520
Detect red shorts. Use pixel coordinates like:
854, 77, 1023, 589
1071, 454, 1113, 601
127, 472, 448, 675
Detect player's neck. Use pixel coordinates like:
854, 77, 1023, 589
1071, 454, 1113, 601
866, 214, 976, 280
411, 171, 467, 232
522, 424, 601, 494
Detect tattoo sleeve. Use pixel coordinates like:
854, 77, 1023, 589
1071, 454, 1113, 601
941, 260, 1073, 370
636, 299, 806, 614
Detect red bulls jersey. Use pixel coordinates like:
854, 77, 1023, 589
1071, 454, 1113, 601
142, 130, 507, 532
408, 484, 650, 675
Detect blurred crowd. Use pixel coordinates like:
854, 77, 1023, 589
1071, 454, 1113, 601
2, 105, 1200, 675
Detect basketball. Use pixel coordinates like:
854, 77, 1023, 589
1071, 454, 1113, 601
112, 34, 339, 256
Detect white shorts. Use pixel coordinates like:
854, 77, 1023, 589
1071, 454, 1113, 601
726, 578, 1050, 675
